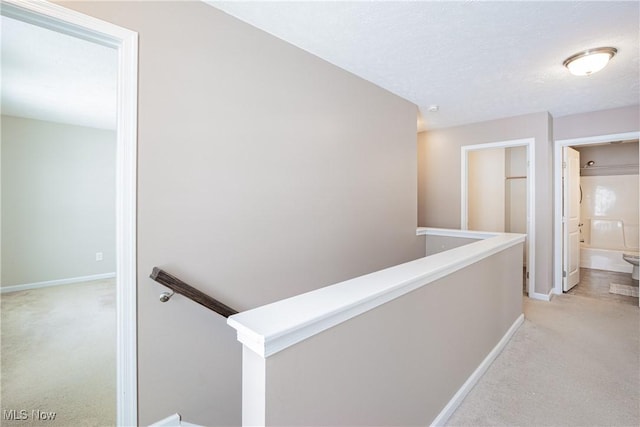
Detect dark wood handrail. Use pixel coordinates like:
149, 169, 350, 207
150, 267, 238, 318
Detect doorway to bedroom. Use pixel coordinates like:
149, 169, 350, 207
0, 2, 138, 424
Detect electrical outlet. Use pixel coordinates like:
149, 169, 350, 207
96, 252, 103, 261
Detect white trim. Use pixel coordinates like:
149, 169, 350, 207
460, 138, 536, 298
228, 232, 525, 358
150, 413, 203, 427
1, 2, 139, 425
150, 414, 182, 427
1, 273, 116, 293
430, 313, 524, 427
417, 227, 496, 240
553, 131, 639, 148
529, 290, 553, 301
552, 131, 640, 295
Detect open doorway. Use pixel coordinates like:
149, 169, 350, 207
0, 1, 137, 424
554, 132, 640, 307
1, 109, 117, 423
461, 138, 537, 297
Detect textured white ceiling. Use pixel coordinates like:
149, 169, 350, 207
208, 1, 640, 130
3, 3, 637, 132
1, 16, 116, 130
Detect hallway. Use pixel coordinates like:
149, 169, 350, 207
446, 292, 639, 426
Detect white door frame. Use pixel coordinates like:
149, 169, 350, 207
552, 131, 640, 295
1, 1, 139, 425
461, 138, 537, 298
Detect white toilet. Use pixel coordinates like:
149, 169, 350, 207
622, 251, 639, 281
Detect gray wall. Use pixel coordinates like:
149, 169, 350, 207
261, 243, 523, 426
1, 115, 116, 287
554, 105, 640, 141
58, 1, 424, 425
425, 235, 480, 256
417, 112, 553, 294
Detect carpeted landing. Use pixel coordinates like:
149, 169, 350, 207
446, 293, 639, 426
3, 277, 637, 426
1, 279, 116, 426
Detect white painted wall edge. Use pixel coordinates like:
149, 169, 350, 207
150, 413, 202, 427
1, 272, 116, 293
150, 414, 181, 427
416, 227, 496, 240
529, 289, 554, 301
228, 230, 525, 358
430, 313, 525, 427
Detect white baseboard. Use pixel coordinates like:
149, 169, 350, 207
529, 290, 553, 301
1, 273, 116, 294
430, 313, 525, 427
150, 414, 181, 427
150, 413, 202, 427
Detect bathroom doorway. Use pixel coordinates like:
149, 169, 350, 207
553, 132, 640, 307
461, 138, 535, 296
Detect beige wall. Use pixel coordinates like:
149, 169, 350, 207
260, 243, 523, 426
468, 148, 505, 232
505, 146, 528, 235
58, 1, 423, 425
554, 105, 640, 141
1, 116, 116, 286
418, 112, 553, 294
425, 235, 480, 256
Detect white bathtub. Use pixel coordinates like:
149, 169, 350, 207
580, 245, 633, 273
580, 218, 638, 273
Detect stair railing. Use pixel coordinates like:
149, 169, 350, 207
149, 267, 238, 318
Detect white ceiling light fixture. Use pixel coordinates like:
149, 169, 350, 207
563, 47, 617, 76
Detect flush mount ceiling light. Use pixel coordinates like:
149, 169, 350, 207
563, 47, 617, 76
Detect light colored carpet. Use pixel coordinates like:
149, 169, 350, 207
446, 293, 639, 427
1, 279, 116, 426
